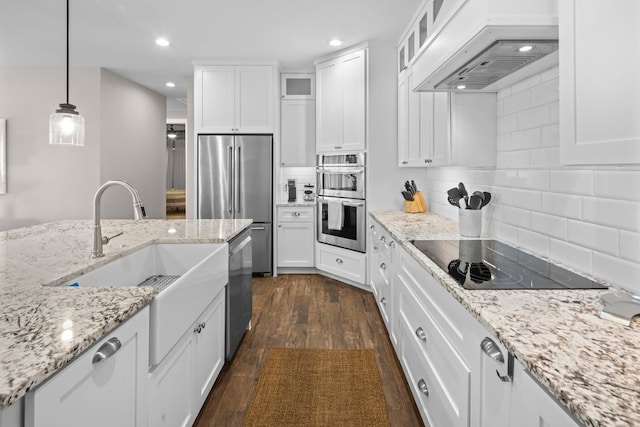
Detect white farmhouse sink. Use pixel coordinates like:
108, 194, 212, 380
69, 243, 229, 366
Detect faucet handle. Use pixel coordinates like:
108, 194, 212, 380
102, 231, 124, 245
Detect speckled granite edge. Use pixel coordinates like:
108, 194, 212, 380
370, 210, 640, 427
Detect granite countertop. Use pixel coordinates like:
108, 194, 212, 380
0, 218, 251, 409
370, 210, 640, 427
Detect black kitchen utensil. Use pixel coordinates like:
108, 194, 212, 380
470, 262, 492, 283
447, 259, 466, 285
402, 191, 414, 201
458, 182, 468, 208
447, 196, 461, 207
411, 180, 417, 193
405, 181, 414, 195
481, 192, 492, 208
469, 194, 483, 210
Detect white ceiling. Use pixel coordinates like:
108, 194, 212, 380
0, 0, 420, 111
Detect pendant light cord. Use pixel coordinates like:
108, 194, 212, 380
66, 0, 70, 105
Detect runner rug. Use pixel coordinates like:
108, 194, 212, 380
243, 348, 390, 426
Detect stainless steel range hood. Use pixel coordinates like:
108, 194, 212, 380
435, 40, 558, 90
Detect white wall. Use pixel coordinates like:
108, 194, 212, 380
0, 67, 101, 230
426, 66, 640, 293
367, 43, 428, 211
0, 67, 167, 231
99, 69, 166, 220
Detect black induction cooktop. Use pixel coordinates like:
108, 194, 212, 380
410, 239, 608, 290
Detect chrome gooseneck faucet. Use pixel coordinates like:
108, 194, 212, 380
92, 180, 146, 258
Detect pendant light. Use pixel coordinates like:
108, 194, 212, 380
49, 0, 85, 146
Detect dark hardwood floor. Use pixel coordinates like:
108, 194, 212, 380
193, 274, 423, 427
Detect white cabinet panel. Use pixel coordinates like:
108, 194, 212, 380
316, 49, 366, 153
25, 308, 149, 427
316, 242, 366, 285
277, 223, 315, 267
195, 65, 275, 134
560, 0, 640, 165
281, 100, 315, 167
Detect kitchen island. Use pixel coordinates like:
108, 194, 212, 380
371, 210, 640, 427
0, 218, 252, 411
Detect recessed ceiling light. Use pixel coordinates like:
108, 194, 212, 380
155, 38, 170, 47
329, 39, 343, 47
165, 82, 176, 88
457, 85, 466, 90
518, 45, 533, 52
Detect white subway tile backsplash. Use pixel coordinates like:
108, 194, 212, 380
497, 87, 512, 100
620, 231, 640, 263
548, 101, 559, 125
503, 90, 531, 115
511, 73, 541, 94
530, 148, 561, 168
549, 170, 593, 195
594, 170, 640, 202
511, 128, 541, 150
499, 150, 530, 169
512, 188, 542, 212
498, 113, 518, 134
518, 104, 551, 130
593, 252, 640, 294
567, 220, 619, 256
540, 124, 559, 147
492, 205, 531, 228
582, 196, 640, 232
516, 229, 549, 257
549, 238, 593, 274
531, 212, 567, 239
542, 192, 582, 219
497, 133, 512, 151
530, 78, 559, 107
540, 66, 560, 82
489, 220, 518, 245
517, 170, 549, 190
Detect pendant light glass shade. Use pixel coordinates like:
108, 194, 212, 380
49, 103, 84, 145
50, 0, 85, 146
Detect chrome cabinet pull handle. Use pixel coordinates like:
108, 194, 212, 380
415, 327, 427, 342
389, 241, 396, 248
480, 337, 504, 363
379, 236, 386, 243
380, 262, 386, 270
380, 297, 386, 305
292, 212, 301, 216
402, 161, 408, 165
92, 337, 122, 364
336, 258, 344, 264
417, 379, 429, 396
370, 225, 375, 231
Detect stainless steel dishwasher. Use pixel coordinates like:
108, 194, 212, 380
226, 227, 253, 360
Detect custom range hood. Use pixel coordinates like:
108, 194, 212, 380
411, 0, 559, 92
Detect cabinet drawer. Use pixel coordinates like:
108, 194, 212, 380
316, 243, 366, 285
399, 248, 473, 353
397, 294, 470, 427
277, 206, 314, 222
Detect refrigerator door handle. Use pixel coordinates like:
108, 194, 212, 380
228, 145, 233, 213
235, 145, 241, 214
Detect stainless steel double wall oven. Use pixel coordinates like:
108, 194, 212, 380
316, 153, 366, 253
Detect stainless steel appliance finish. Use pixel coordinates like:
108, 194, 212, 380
411, 239, 608, 290
226, 228, 252, 360
435, 40, 559, 90
317, 196, 366, 253
197, 134, 273, 273
317, 152, 366, 199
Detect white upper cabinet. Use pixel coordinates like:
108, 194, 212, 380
280, 99, 316, 167
316, 49, 366, 153
195, 65, 275, 134
559, 0, 640, 165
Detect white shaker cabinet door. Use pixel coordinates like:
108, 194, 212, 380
281, 100, 316, 166
25, 308, 149, 427
277, 222, 315, 267
316, 59, 342, 152
339, 49, 366, 151
198, 67, 236, 133
559, 0, 640, 164
236, 66, 274, 133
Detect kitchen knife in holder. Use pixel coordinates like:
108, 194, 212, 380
404, 191, 428, 213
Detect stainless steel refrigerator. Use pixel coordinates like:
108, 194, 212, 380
197, 134, 272, 274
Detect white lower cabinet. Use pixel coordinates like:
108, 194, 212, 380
368, 218, 397, 344
148, 288, 226, 427
386, 241, 582, 427
316, 242, 366, 286
25, 307, 150, 427
277, 206, 315, 268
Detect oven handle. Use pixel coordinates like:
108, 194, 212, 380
317, 197, 365, 207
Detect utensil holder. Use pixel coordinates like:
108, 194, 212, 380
459, 209, 482, 237
403, 191, 428, 213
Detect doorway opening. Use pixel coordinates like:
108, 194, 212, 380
166, 122, 186, 219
